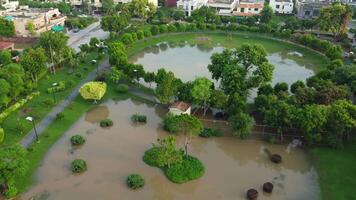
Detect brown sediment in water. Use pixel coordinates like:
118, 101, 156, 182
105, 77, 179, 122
22, 100, 320, 200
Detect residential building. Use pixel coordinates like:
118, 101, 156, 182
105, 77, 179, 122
207, 0, 238, 15
0, 0, 19, 12
168, 101, 192, 115
295, 0, 331, 19
0, 7, 66, 37
269, 0, 294, 14
67, 0, 158, 10
177, 0, 209, 16
341, 0, 356, 6
233, 0, 264, 16
165, 0, 178, 7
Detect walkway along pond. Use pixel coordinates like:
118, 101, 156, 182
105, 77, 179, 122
22, 99, 320, 200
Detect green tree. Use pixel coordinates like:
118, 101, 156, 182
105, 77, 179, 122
20, 48, 47, 83
0, 63, 25, 100
152, 136, 183, 168
209, 89, 228, 110
144, 71, 155, 87
0, 127, 4, 143
318, 3, 352, 38
296, 104, 328, 143
191, 77, 212, 115
291, 80, 305, 94
126, 0, 156, 21
79, 81, 107, 103
108, 42, 128, 66
27, 21, 36, 36
264, 100, 297, 141
102, 0, 114, 14
325, 100, 356, 147
229, 112, 255, 139
0, 79, 10, 109
208, 44, 274, 97
0, 18, 15, 37
260, 5, 274, 24
191, 6, 220, 24
164, 114, 203, 155
155, 71, 179, 104
101, 14, 130, 33
38, 31, 70, 73
0, 50, 12, 66
0, 145, 28, 198
109, 68, 122, 84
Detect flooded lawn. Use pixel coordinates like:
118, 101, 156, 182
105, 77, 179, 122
23, 99, 320, 200
130, 42, 314, 86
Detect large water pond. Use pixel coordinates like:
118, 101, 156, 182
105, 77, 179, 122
23, 99, 320, 200
130, 41, 315, 86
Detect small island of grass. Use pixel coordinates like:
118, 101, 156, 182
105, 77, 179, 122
143, 136, 204, 184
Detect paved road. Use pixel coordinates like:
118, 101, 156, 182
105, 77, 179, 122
21, 59, 110, 148
67, 21, 109, 52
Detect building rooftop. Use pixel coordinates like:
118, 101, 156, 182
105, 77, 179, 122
169, 101, 191, 112
0, 41, 14, 50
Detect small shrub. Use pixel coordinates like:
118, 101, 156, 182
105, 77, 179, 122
100, 119, 113, 127
127, 174, 145, 189
117, 84, 129, 93
43, 98, 55, 107
4, 184, 18, 198
267, 136, 276, 144
70, 135, 86, 146
70, 159, 87, 173
0, 128, 4, 143
199, 128, 223, 138
46, 81, 66, 93
131, 114, 147, 123
66, 80, 76, 88
75, 72, 83, 78
143, 147, 160, 166
56, 112, 64, 120
164, 155, 205, 184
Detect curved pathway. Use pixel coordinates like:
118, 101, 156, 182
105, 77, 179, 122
21, 59, 110, 148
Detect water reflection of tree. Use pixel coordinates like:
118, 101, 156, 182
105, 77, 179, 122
84, 106, 109, 124
151, 45, 160, 55
159, 42, 168, 52
196, 43, 214, 52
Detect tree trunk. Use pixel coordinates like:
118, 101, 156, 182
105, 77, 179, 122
184, 135, 188, 156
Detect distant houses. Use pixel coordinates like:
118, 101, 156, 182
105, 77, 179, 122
270, 0, 294, 14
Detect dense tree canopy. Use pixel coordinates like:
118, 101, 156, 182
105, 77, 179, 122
20, 48, 47, 83
0, 145, 28, 198
318, 3, 352, 37
79, 82, 107, 103
126, 0, 156, 21
108, 42, 128, 66
191, 77, 212, 115
0, 18, 15, 37
101, 14, 130, 33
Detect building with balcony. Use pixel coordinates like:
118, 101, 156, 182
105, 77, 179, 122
233, 0, 264, 16
0, 7, 66, 37
270, 0, 294, 14
207, 0, 238, 15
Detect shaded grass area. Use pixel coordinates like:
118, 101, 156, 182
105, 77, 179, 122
143, 147, 205, 184
15, 82, 153, 193
1, 52, 101, 147
127, 32, 329, 72
309, 141, 356, 200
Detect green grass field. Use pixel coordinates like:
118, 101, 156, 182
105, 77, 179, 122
310, 141, 356, 200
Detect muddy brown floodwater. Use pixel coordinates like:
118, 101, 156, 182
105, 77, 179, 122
22, 99, 320, 200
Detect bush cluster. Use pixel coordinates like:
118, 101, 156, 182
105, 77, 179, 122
131, 114, 147, 123
47, 81, 66, 93
70, 159, 87, 173
127, 174, 145, 189
70, 135, 86, 146
100, 118, 113, 127
199, 128, 223, 137
116, 84, 129, 93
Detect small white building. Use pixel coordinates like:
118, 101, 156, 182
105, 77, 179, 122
0, 0, 19, 12
177, 0, 209, 16
168, 101, 192, 115
269, 0, 294, 14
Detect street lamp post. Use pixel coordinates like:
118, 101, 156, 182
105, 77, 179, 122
133, 69, 138, 84
52, 82, 58, 103
26, 116, 39, 142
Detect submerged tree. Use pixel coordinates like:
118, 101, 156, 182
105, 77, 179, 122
152, 136, 183, 168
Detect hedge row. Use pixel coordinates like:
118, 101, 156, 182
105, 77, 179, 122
0, 92, 40, 123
